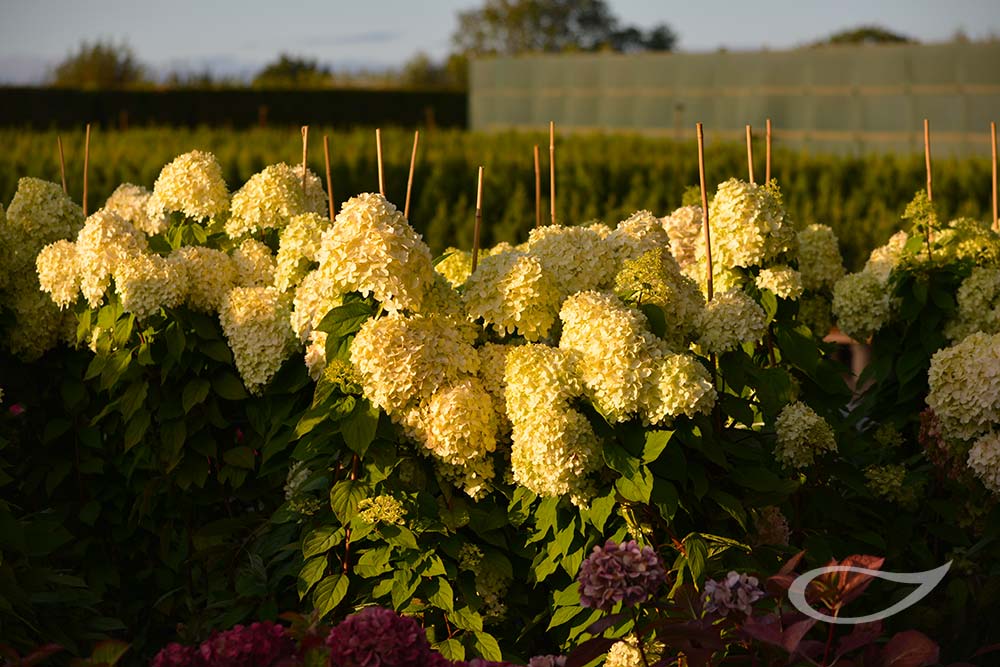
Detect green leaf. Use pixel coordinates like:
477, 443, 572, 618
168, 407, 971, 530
434, 639, 464, 662
159, 420, 186, 468
450, 606, 483, 632
603, 441, 639, 477
298, 555, 328, 599
317, 302, 374, 338
760, 289, 779, 322
684, 534, 708, 582
303, 526, 341, 559
212, 371, 249, 401
710, 489, 747, 530
88, 640, 130, 666
588, 494, 616, 533
651, 478, 679, 520
201, 340, 233, 363
428, 577, 455, 612
639, 303, 667, 338
471, 632, 502, 662
642, 430, 673, 463
223, 446, 256, 470
547, 605, 582, 630
615, 465, 653, 503
182, 378, 212, 413
380, 524, 418, 550
342, 400, 379, 457
313, 574, 349, 618
330, 480, 365, 523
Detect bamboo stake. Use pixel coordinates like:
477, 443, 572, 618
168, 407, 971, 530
405, 130, 419, 219
57, 136, 67, 194
83, 124, 91, 217
745, 124, 755, 184
375, 128, 385, 197
549, 121, 556, 226
765, 118, 772, 183
697, 123, 713, 302
472, 166, 484, 272
924, 118, 933, 201
991, 121, 997, 232
533, 144, 541, 229
323, 134, 334, 220
301, 125, 309, 190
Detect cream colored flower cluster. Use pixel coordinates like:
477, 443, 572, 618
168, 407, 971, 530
927, 331, 1000, 441
315, 193, 435, 313
614, 248, 704, 349
170, 246, 235, 313
147, 150, 229, 222
704, 178, 794, 270
275, 212, 328, 291
436, 247, 474, 287
113, 251, 186, 319
505, 344, 599, 502
605, 635, 664, 667
104, 183, 168, 235
357, 495, 406, 525
526, 224, 617, 296
968, 432, 1000, 494
233, 238, 276, 287
945, 266, 1000, 341
796, 224, 845, 291
226, 162, 326, 238
831, 270, 892, 342
641, 352, 717, 425
863, 231, 909, 282
1, 180, 85, 359
605, 210, 673, 269
218, 286, 297, 394
696, 289, 768, 354
462, 250, 562, 341
662, 205, 703, 276
774, 401, 838, 468
755, 264, 804, 300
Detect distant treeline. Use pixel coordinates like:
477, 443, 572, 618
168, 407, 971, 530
0, 87, 467, 129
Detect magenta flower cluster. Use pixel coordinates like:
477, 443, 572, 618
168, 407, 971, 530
150, 621, 296, 667
703, 571, 765, 617
577, 539, 666, 612
325, 606, 432, 667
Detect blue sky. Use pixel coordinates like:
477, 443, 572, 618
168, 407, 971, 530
1, 0, 998, 83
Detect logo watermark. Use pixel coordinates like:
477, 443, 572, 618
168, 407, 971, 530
788, 561, 951, 624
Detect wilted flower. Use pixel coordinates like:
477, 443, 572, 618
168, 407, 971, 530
577, 539, 666, 612
325, 607, 432, 667
703, 571, 765, 616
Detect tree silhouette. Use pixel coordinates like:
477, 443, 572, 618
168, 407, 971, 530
51, 40, 146, 89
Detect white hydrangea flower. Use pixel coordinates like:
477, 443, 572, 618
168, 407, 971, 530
927, 331, 1000, 441
662, 204, 703, 278
227, 163, 326, 238
945, 266, 1000, 341
104, 183, 168, 235
290, 266, 344, 342
75, 210, 149, 308
703, 178, 793, 270
968, 432, 1000, 494
796, 224, 845, 291
526, 224, 617, 295
831, 271, 891, 342
36, 240, 80, 309
149, 150, 229, 222
113, 251, 186, 319
605, 210, 673, 269
233, 238, 276, 287
864, 231, 909, 283
169, 246, 237, 313
696, 289, 768, 354
639, 352, 717, 424
275, 212, 327, 291
463, 249, 562, 341
774, 401, 837, 468
756, 265, 804, 300
218, 286, 297, 394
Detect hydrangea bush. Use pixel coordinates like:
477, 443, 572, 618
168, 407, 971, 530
2, 150, 999, 665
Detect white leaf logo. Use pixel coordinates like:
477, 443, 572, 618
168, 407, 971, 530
788, 561, 951, 624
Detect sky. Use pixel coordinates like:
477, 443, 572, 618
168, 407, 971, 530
1, 0, 998, 83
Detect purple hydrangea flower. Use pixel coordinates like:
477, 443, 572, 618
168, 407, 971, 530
325, 607, 432, 667
528, 655, 566, 667
703, 571, 765, 616
150, 643, 203, 667
577, 539, 666, 612
197, 621, 296, 667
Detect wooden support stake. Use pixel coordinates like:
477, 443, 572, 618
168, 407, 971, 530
301, 125, 309, 191
57, 136, 67, 194
765, 118, 772, 183
323, 134, 335, 220
405, 130, 419, 219
472, 166, 484, 273
745, 124, 755, 184
533, 144, 541, 229
697, 123, 713, 302
375, 128, 385, 197
924, 118, 933, 201
83, 124, 91, 217
549, 121, 556, 226
991, 121, 998, 232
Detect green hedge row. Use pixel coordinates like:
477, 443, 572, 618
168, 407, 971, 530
0, 87, 466, 129
1, 126, 994, 269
